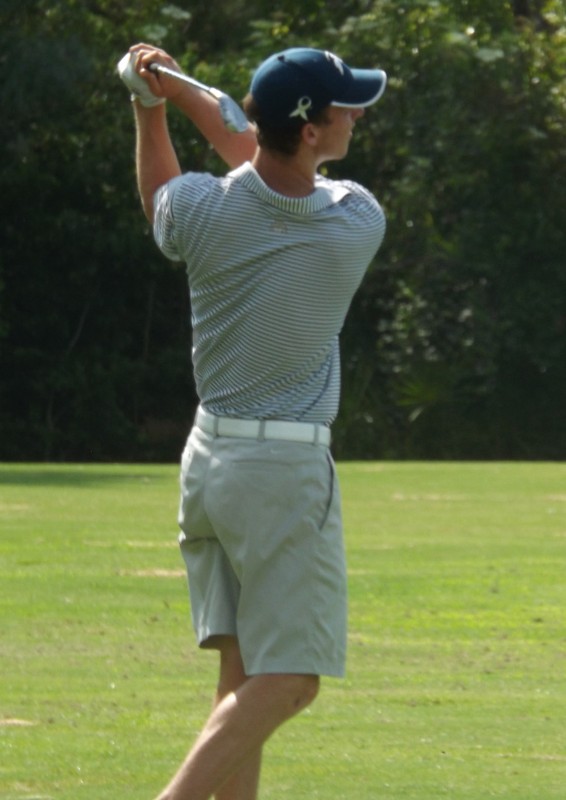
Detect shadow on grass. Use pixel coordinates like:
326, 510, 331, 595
0, 464, 176, 487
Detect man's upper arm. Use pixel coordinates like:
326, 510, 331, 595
153, 178, 184, 262
152, 171, 217, 263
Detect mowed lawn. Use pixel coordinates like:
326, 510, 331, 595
1, 461, 565, 800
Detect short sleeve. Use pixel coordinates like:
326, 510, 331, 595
153, 172, 219, 263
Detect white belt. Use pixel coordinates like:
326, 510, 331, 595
195, 407, 331, 446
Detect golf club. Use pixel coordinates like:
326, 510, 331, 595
148, 63, 249, 133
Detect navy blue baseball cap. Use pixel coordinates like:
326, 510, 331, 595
250, 47, 387, 127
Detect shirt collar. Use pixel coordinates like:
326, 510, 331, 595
230, 162, 350, 213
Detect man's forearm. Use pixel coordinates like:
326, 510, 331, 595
126, 43, 257, 221
170, 86, 257, 169
133, 100, 181, 222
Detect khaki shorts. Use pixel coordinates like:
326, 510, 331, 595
177, 425, 347, 677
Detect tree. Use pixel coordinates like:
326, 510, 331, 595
0, 1, 197, 460
328, 0, 566, 458
1, 0, 565, 460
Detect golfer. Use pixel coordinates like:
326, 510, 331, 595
121, 42, 387, 800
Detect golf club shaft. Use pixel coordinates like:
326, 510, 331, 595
148, 63, 217, 97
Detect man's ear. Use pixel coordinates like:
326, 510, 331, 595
301, 122, 320, 147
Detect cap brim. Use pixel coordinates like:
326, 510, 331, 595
330, 68, 387, 108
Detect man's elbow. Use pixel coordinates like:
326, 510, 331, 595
138, 177, 169, 224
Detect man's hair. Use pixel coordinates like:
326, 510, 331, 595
243, 94, 331, 156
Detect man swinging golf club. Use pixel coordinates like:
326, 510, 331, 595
120, 42, 387, 800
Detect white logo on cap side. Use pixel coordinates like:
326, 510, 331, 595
325, 52, 345, 75
289, 95, 313, 121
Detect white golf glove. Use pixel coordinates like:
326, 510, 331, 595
117, 52, 165, 107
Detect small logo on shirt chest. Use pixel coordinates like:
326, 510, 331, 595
270, 218, 289, 234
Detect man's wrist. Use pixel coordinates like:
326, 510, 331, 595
131, 95, 167, 115
130, 92, 166, 108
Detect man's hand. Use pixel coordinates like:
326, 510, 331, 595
118, 51, 164, 106
118, 44, 185, 106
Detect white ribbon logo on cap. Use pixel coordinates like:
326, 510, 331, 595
289, 95, 312, 121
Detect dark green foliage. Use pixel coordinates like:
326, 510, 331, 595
331, 0, 566, 458
1, 0, 565, 460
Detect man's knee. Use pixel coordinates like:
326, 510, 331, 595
292, 673, 320, 710
263, 673, 320, 718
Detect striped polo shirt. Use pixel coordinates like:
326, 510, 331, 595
153, 161, 385, 425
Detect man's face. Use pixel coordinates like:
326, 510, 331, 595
312, 105, 366, 163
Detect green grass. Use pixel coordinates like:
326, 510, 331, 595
1, 461, 565, 799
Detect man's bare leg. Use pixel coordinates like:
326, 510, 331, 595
213, 637, 261, 800
154, 651, 319, 800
